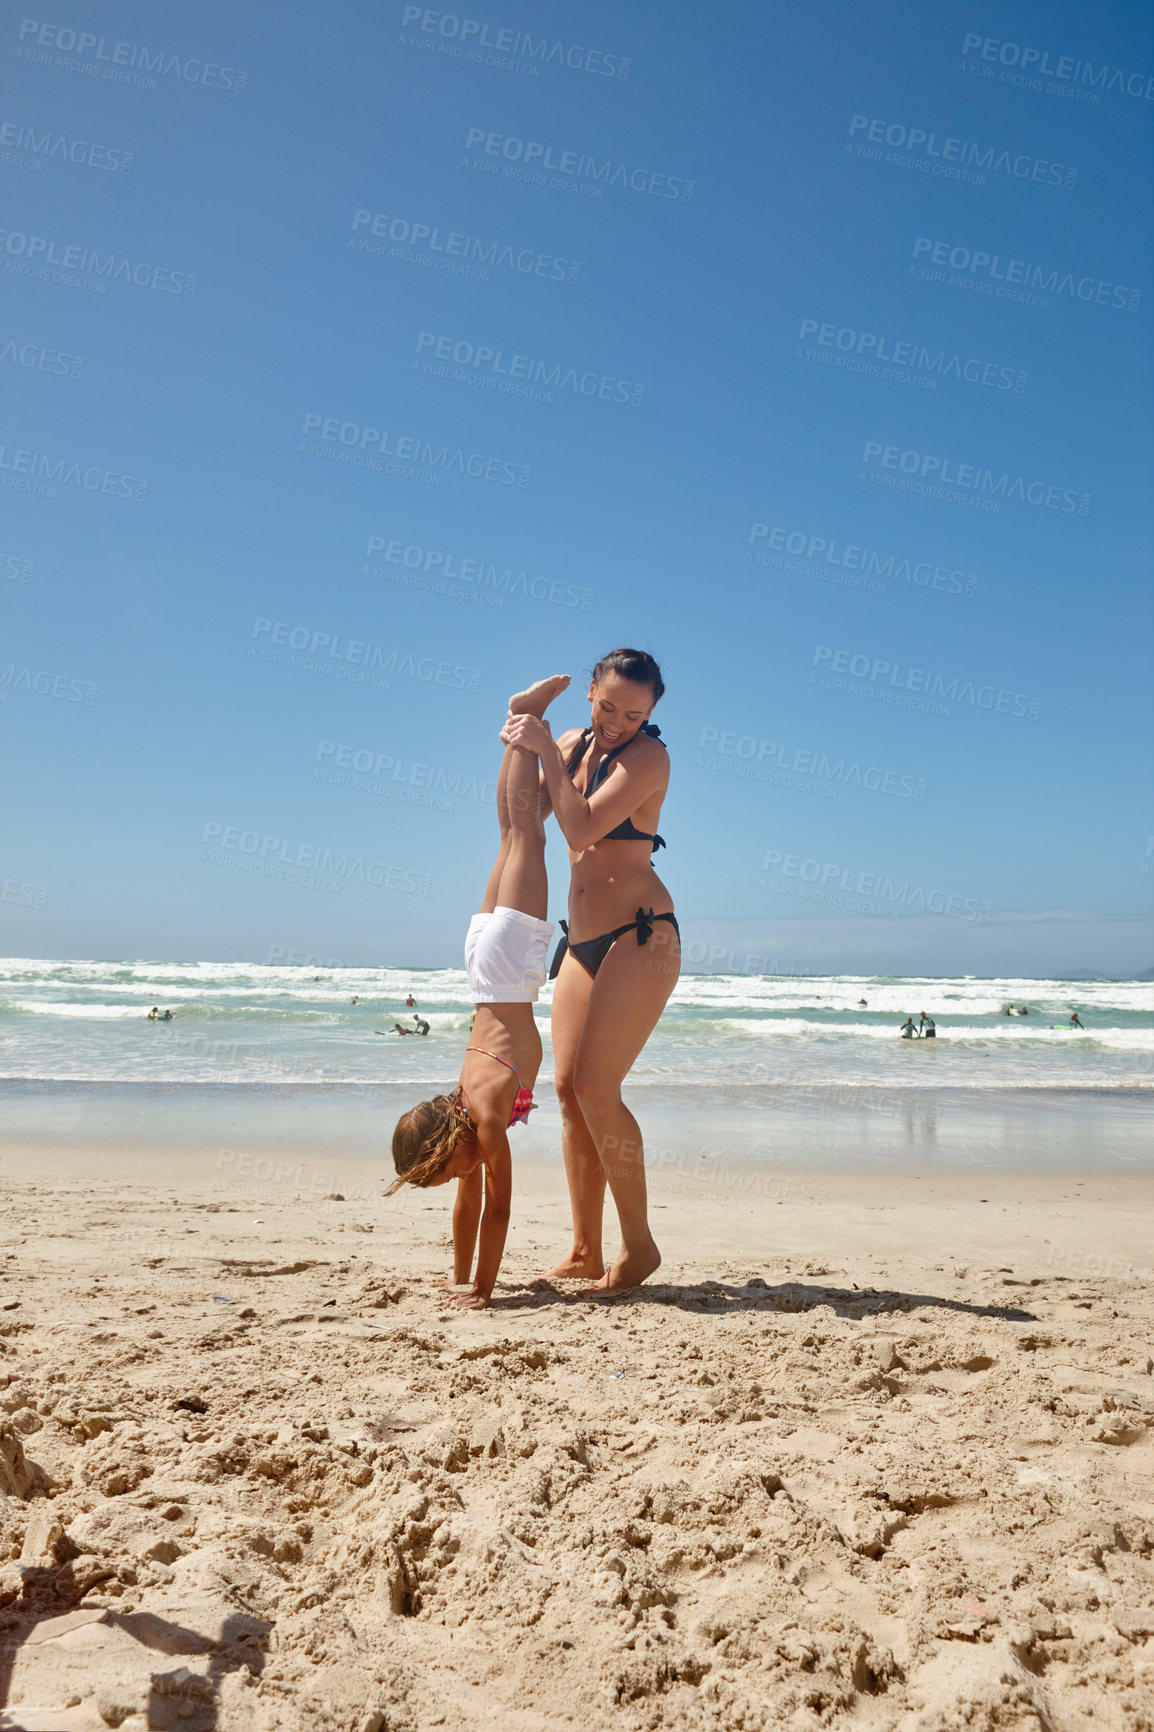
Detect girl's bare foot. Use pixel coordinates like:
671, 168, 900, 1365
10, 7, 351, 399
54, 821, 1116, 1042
578, 1239, 661, 1298
508, 674, 570, 717
545, 1252, 605, 1281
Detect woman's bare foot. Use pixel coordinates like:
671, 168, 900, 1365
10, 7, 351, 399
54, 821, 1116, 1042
545, 1252, 605, 1281
579, 1239, 661, 1298
508, 674, 570, 717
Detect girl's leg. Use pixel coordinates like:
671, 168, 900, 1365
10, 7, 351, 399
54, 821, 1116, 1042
570, 921, 681, 1291
479, 740, 542, 913
490, 738, 547, 919
479, 675, 568, 917
477, 739, 517, 913
546, 952, 605, 1280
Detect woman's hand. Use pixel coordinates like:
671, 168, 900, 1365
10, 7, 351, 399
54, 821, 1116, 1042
454, 1288, 491, 1310
500, 714, 553, 753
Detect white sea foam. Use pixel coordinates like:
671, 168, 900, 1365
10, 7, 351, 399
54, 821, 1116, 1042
718, 1016, 1153, 1049
0, 959, 1149, 1092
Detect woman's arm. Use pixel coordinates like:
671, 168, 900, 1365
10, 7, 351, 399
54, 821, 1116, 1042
457, 1115, 512, 1308
535, 726, 582, 822
501, 715, 667, 852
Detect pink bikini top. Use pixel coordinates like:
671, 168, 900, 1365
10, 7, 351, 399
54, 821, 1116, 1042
464, 1046, 536, 1127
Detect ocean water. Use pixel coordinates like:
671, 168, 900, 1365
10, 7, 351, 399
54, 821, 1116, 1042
0, 957, 1150, 1096
3, 959, 1153, 1181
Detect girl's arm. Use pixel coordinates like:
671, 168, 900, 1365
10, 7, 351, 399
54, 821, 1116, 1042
457, 1115, 512, 1309
501, 716, 667, 852
451, 1166, 483, 1283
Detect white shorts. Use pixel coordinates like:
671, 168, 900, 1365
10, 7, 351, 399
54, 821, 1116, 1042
465, 907, 555, 1004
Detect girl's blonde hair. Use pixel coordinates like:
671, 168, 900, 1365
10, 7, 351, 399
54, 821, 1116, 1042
386, 1087, 475, 1193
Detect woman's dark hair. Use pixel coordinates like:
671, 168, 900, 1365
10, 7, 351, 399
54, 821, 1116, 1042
590, 647, 665, 704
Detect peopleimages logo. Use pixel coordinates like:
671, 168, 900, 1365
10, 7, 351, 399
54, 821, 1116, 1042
860, 440, 1090, 515
1, 550, 36, 581
0, 228, 196, 295
0, 119, 134, 173
1, 337, 84, 377
199, 823, 429, 895
0, 663, 98, 704
250, 618, 480, 691
1, 878, 48, 910
696, 727, 928, 801
761, 849, 990, 924
399, 7, 630, 78
911, 237, 1141, 313
960, 33, 1154, 102
0, 440, 147, 501
811, 645, 1042, 721
797, 318, 1025, 393
746, 524, 979, 598
847, 113, 1077, 188
364, 536, 594, 611
414, 331, 644, 406
463, 128, 694, 201
314, 740, 497, 811
351, 209, 581, 284
15, 19, 247, 92
298, 413, 530, 488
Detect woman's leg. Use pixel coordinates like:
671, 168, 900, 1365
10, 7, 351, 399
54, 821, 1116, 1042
570, 920, 681, 1291
546, 951, 605, 1280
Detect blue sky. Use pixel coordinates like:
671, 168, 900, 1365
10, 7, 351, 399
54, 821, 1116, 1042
2, 0, 1152, 975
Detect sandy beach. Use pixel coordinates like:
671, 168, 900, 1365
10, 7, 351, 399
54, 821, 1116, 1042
1, 1146, 1152, 1731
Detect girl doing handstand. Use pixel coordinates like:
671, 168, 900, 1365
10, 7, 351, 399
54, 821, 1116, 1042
387, 675, 569, 1309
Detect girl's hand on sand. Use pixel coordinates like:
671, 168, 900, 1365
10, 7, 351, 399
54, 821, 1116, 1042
454, 1290, 491, 1311
500, 715, 552, 752
429, 1277, 468, 1290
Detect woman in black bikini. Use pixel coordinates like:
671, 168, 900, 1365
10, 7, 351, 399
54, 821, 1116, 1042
500, 648, 678, 1293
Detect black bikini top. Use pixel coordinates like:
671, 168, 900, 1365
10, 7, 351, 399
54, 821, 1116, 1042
564, 721, 666, 851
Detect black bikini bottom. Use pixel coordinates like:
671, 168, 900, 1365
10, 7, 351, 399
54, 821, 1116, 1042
548, 908, 680, 980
